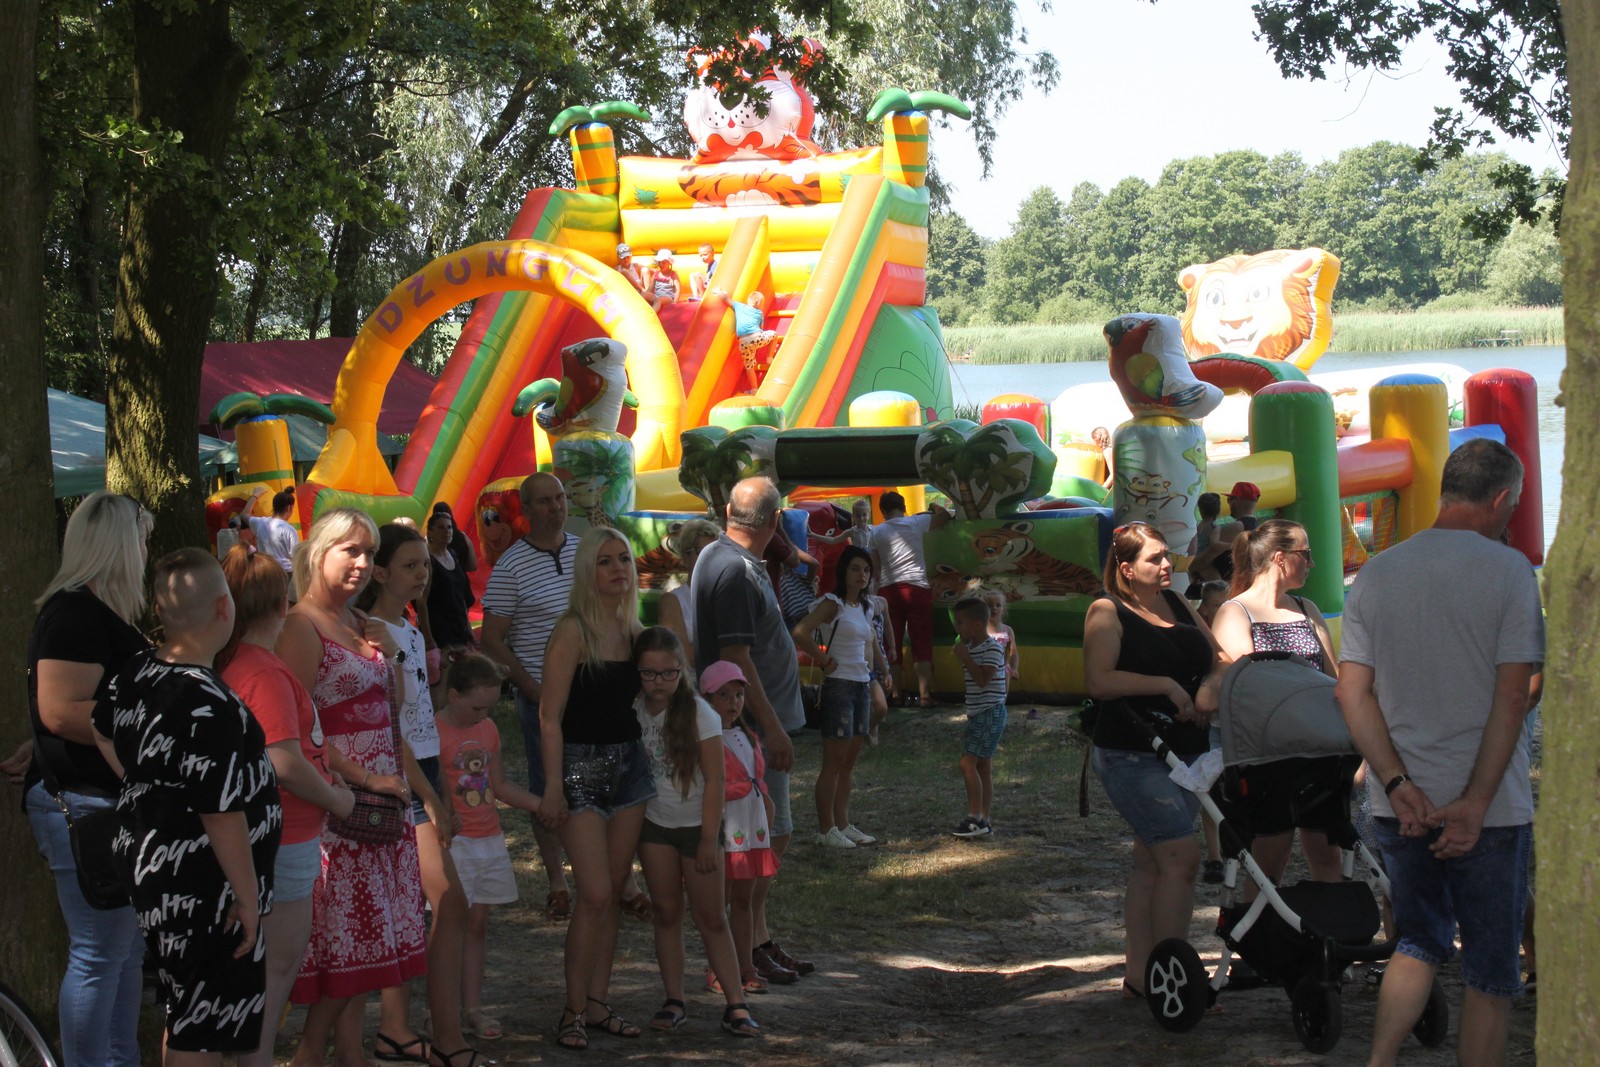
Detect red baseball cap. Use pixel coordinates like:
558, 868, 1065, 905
1228, 481, 1261, 501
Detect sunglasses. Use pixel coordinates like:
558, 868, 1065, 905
1285, 548, 1313, 563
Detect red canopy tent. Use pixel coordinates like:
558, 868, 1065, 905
200, 338, 435, 438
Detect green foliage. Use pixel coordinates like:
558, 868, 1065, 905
1250, 0, 1567, 237
1485, 219, 1564, 307
926, 210, 988, 311
813, 0, 1059, 199
982, 187, 1071, 323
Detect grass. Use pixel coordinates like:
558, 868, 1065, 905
491, 694, 1105, 958
943, 305, 1564, 364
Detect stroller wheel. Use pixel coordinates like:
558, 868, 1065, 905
1412, 976, 1449, 1047
1144, 938, 1210, 1032
1291, 975, 1343, 1053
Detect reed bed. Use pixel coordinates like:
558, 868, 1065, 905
944, 306, 1563, 364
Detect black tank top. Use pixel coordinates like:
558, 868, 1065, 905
1093, 590, 1214, 756
561, 659, 643, 745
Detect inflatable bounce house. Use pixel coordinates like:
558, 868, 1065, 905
205, 44, 1543, 700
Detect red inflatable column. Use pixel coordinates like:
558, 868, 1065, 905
1464, 368, 1543, 565
982, 393, 1050, 442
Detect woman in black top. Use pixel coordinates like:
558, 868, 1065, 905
23, 490, 153, 1067
536, 527, 654, 1050
1084, 521, 1223, 997
425, 511, 476, 650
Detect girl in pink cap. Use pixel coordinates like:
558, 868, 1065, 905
701, 660, 778, 1000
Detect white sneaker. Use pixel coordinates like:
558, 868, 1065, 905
841, 824, 877, 846
819, 826, 857, 849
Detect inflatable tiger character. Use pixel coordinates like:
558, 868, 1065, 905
677, 161, 822, 207
1178, 247, 1341, 372
971, 522, 1101, 599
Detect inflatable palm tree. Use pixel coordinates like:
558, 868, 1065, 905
550, 101, 651, 198
866, 88, 972, 188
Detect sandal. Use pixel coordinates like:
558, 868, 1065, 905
554, 1008, 586, 1051
585, 998, 641, 1038
706, 969, 768, 995
375, 1034, 436, 1065
619, 892, 653, 922
721, 1003, 761, 1038
650, 998, 687, 1033
436, 1050, 495, 1067
462, 1010, 502, 1041
544, 889, 570, 922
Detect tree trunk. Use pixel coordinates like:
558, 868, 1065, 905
1539, 7, 1598, 1060
107, 0, 249, 556
242, 248, 273, 343
0, 0, 70, 1017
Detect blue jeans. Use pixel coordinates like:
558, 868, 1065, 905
25, 782, 145, 1067
1373, 817, 1531, 997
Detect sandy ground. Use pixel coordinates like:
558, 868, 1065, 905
278, 705, 1537, 1066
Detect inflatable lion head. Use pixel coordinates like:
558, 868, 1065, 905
1178, 248, 1340, 371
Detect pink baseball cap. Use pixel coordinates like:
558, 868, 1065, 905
699, 660, 748, 695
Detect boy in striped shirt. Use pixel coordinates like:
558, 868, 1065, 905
951, 596, 1008, 837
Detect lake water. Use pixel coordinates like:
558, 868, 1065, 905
948, 346, 1567, 551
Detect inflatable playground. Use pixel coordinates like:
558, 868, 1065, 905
206, 47, 1544, 701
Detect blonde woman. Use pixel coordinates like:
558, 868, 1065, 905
276, 509, 430, 1067
536, 527, 655, 1050
24, 491, 153, 1067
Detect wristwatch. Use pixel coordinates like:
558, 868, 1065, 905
1383, 773, 1411, 796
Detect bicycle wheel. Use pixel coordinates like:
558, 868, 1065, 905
0, 981, 61, 1067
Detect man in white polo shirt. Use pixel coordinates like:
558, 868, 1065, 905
481, 471, 579, 918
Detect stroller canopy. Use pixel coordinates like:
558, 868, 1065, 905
1218, 652, 1355, 767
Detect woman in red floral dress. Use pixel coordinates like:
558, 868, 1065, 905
276, 508, 430, 1067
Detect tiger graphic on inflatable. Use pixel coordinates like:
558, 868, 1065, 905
1178, 247, 1340, 372
682, 37, 822, 165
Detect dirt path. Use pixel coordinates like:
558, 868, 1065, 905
283, 704, 1537, 1065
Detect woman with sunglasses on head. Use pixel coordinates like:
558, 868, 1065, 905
22, 491, 153, 1067
1084, 521, 1224, 997
1210, 519, 1343, 887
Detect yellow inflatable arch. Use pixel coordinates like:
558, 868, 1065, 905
309, 240, 686, 500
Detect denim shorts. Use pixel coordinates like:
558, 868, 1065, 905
561, 740, 656, 818
819, 677, 872, 739
1092, 745, 1203, 847
764, 764, 792, 838
411, 755, 442, 825
963, 703, 1008, 759
1372, 817, 1531, 997
273, 837, 323, 902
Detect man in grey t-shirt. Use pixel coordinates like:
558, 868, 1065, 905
1336, 439, 1543, 1067
691, 476, 813, 981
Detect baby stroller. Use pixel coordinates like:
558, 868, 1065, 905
1133, 651, 1449, 1053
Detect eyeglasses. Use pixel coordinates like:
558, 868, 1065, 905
639, 668, 682, 682
1286, 548, 1313, 563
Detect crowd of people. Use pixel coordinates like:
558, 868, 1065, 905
1086, 440, 1540, 1067
14, 440, 1539, 1066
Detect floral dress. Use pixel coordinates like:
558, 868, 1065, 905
291, 636, 427, 1003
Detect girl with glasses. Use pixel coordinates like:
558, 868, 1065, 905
631, 627, 759, 1036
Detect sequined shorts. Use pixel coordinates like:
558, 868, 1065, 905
561, 741, 656, 818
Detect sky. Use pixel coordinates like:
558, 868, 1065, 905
933, 3, 1568, 239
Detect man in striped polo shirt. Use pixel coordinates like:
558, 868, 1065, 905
481, 471, 580, 917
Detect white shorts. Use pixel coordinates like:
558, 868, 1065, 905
450, 832, 519, 907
